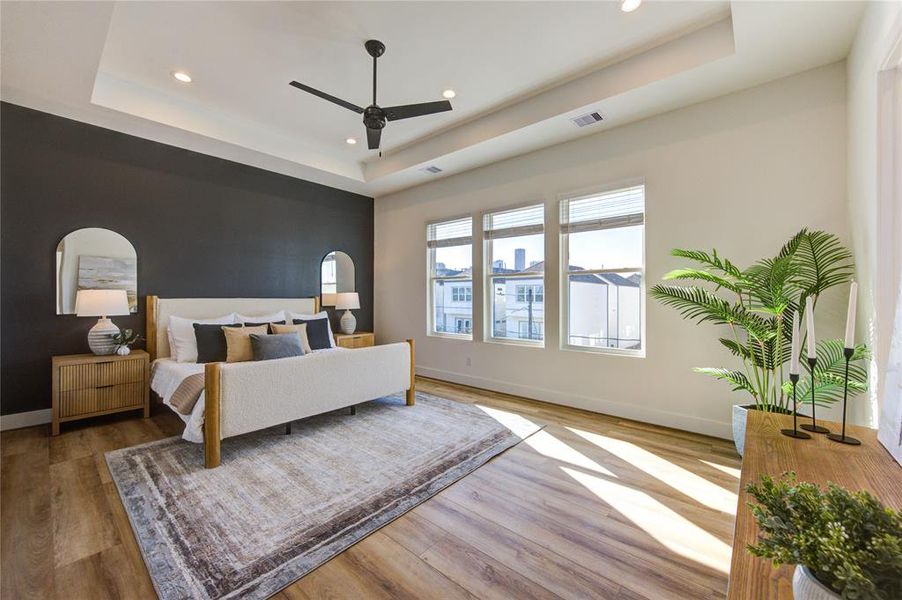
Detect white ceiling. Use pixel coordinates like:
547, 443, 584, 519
1, 1, 865, 197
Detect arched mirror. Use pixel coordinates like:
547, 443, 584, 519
321, 251, 355, 306
56, 228, 137, 314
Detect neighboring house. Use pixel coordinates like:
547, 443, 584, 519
433, 256, 640, 347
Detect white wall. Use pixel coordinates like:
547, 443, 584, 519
847, 1, 902, 430
375, 63, 849, 439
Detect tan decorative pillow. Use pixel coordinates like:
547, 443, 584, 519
271, 323, 310, 353
223, 325, 269, 363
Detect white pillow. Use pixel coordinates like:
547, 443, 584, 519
287, 310, 336, 348
236, 311, 285, 324
169, 313, 237, 362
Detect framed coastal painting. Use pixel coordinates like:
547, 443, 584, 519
77, 255, 138, 313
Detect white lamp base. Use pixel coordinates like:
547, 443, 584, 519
339, 310, 357, 335
88, 317, 120, 355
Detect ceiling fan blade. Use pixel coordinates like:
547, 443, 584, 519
289, 81, 364, 114
366, 127, 382, 150
384, 100, 452, 121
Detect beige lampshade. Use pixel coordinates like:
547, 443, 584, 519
321, 292, 338, 307
335, 292, 360, 310
75, 289, 130, 317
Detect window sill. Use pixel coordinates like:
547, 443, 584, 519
561, 344, 645, 358
427, 331, 473, 341
484, 337, 545, 349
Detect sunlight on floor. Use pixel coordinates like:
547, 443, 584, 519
522, 430, 617, 477
700, 459, 741, 479
562, 467, 732, 575
475, 404, 542, 439
567, 427, 737, 515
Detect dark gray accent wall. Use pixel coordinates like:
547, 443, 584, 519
1, 102, 374, 417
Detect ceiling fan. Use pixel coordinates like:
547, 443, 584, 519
289, 39, 452, 151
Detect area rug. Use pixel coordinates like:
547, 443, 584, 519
106, 392, 541, 600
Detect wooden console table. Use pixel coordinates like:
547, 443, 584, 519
728, 411, 902, 599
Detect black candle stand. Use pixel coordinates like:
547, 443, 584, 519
800, 356, 830, 434
826, 347, 861, 445
781, 373, 811, 439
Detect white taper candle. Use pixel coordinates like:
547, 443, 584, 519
790, 310, 800, 375
805, 296, 816, 360
844, 281, 857, 349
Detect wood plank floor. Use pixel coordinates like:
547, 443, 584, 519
1, 377, 740, 599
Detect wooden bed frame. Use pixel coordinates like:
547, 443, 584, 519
146, 295, 415, 468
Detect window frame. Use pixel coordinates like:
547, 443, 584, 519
427, 215, 474, 340
482, 201, 546, 347
559, 182, 646, 357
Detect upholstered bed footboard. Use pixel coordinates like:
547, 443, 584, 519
203, 339, 415, 468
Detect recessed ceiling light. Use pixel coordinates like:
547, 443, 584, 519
172, 71, 192, 83
442, 89, 456, 99
346, 137, 357, 145
620, 0, 642, 12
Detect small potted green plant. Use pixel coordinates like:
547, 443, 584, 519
746, 472, 902, 600
111, 329, 141, 356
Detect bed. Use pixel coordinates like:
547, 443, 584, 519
146, 296, 415, 468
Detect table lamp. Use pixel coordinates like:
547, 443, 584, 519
335, 292, 360, 334
76, 289, 130, 355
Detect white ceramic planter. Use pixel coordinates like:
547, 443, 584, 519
732, 404, 751, 457
793, 565, 840, 600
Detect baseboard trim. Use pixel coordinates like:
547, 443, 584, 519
0, 408, 51, 431
416, 366, 732, 440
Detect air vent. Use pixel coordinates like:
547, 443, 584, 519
570, 111, 604, 128
420, 165, 443, 174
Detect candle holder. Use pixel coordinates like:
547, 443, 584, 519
800, 356, 830, 434
827, 347, 861, 445
781, 373, 811, 439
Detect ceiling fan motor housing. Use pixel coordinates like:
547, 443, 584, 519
363, 106, 386, 130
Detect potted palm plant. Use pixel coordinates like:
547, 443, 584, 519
651, 229, 868, 455
746, 473, 902, 600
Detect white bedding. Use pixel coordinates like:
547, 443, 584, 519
151, 348, 348, 443
151, 359, 207, 442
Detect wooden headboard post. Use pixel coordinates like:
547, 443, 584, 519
146, 295, 159, 361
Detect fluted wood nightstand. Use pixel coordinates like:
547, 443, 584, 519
334, 332, 375, 349
51, 350, 150, 435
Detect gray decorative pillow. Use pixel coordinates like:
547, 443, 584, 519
250, 333, 304, 361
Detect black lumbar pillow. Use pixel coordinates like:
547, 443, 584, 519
194, 323, 242, 363
250, 332, 304, 361
243, 320, 286, 333
293, 318, 332, 350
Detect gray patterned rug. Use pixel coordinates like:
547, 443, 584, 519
107, 392, 541, 600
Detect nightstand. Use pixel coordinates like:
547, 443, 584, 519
334, 332, 375, 349
51, 350, 150, 435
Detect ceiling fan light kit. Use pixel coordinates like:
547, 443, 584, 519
289, 39, 453, 150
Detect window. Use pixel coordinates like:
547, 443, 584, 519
515, 284, 544, 303
455, 318, 472, 334
451, 287, 472, 303
561, 185, 644, 352
484, 204, 544, 344
428, 216, 473, 337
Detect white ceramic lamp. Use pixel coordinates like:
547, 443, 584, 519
76, 289, 129, 355
335, 292, 360, 335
